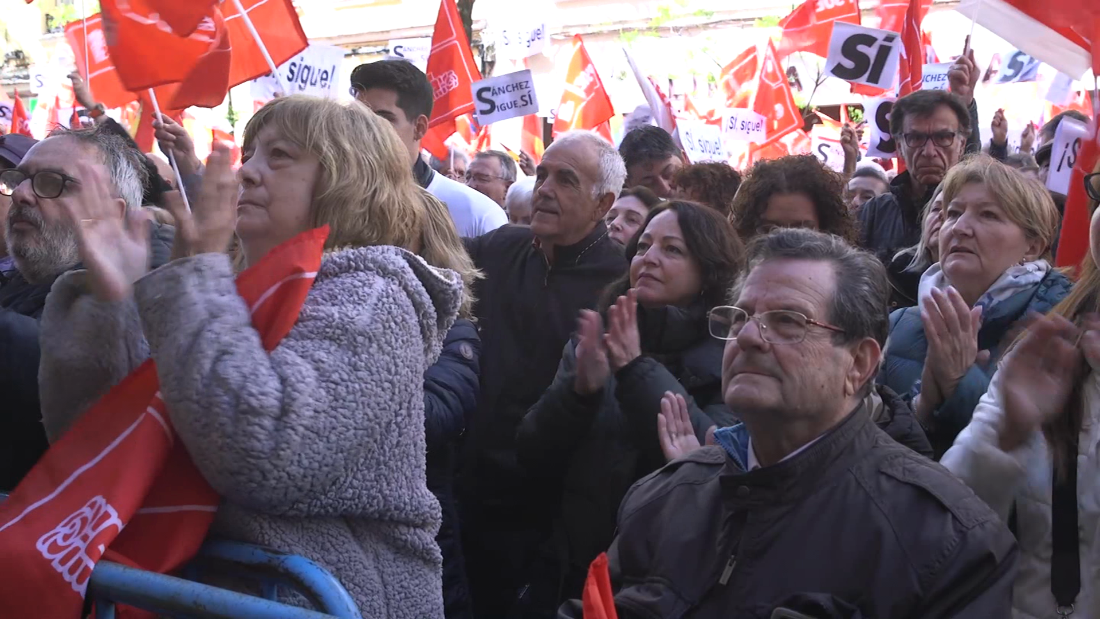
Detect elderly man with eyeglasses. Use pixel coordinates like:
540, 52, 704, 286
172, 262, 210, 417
558, 229, 1017, 619
465, 150, 516, 209
0, 124, 173, 491
858, 90, 975, 267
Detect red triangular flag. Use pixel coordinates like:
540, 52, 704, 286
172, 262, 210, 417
720, 45, 759, 109
46, 96, 61, 133
9, 97, 30, 137
777, 0, 861, 59
897, 0, 925, 97
66, 15, 138, 110
521, 114, 544, 163
70, 107, 81, 130
751, 41, 801, 149
421, 0, 482, 159
582, 553, 618, 619
553, 35, 615, 137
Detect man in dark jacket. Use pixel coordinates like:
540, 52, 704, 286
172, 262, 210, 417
0, 124, 173, 491
460, 130, 628, 619
858, 62, 981, 266
560, 229, 1016, 618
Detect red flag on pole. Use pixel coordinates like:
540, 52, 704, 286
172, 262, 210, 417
521, 115, 545, 163
421, 0, 483, 158
9, 97, 30, 137
720, 45, 759, 109
553, 35, 615, 137
897, 0, 926, 96
146, 0, 218, 36
65, 15, 137, 110
877, 0, 933, 34
70, 108, 81, 129
751, 41, 801, 149
956, 0, 1097, 79
777, 0, 861, 59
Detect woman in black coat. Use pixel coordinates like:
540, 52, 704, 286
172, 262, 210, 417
513, 201, 744, 616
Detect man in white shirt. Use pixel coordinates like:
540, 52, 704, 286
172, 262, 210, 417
350, 60, 507, 238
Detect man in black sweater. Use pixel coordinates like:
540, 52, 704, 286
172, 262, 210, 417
459, 130, 628, 618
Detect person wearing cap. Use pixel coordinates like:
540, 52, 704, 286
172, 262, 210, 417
0, 124, 174, 491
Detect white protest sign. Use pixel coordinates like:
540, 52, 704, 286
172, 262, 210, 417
812, 133, 846, 172
28, 66, 47, 94
721, 108, 766, 144
389, 38, 432, 70
825, 22, 902, 90
471, 70, 539, 125
995, 50, 1042, 84
864, 97, 898, 158
497, 22, 548, 60
0, 102, 13, 133
921, 63, 952, 91
1046, 117, 1090, 195
252, 44, 345, 102
1045, 72, 1075, 106
679, 121, 726, 163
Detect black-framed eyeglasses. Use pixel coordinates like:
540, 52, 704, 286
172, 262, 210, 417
900, 131, 963, 149
465, 172, 505, 184
1086, 172, 1100, 202
0, 169, 79, 199
708, 305, 846, 345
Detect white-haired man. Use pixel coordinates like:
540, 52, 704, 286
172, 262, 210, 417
458, 130, 628, 619
0, 125, 173, 490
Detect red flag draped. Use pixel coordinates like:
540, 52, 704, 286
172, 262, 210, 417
552, 35, 615, 137
777, 0, 861, 59
0, 227, 329, 619
422, 0, 483, 158
897, 0, 926, 96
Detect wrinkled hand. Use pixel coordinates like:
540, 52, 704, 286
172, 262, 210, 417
990, 109, 1008, 146
574, 309, 611, 395
840, 123, 859, 174
518, 150, 536, 177
163, 144, 238, 259
999, 314, 1082, 451
948, 46, 980, 107
68, 71, 96, 109
153, 115, 201, 178
1020, 123, 1037, 154
605, 289, 642, 371
922, 287, 988, 401
61, 162, 151, 302
658, 392, 713, 462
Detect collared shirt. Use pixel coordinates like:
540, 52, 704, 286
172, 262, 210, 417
745, 434, 825, 471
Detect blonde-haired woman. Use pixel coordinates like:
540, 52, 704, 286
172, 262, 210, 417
38, 95, 459, 618
878, 155, 1071, 458
941, 161, 1100, 618
886, 183, 945, 311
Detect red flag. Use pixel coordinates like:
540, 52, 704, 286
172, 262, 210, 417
681, 94, 722, 126
222, 0, 309, 88
66, 15, 137, 110
959, 0, 1097, 78
777, 0, 861, 59
46, 96, 61, 133
877, 0, 933, 33
146, 0, 218, 36
720, 45, 759, 109
0, 227, 329, 619
133, 94, 157, 153
421, 0, 483, 156
897, 0, 925, 96
751, 41, 801, 149
1056, 123, 1100, 268
70, 108, 81, 129
553, 35, 615, 137
521, 115, 545, 163
582, 553, 618, 619
9, 97, 30, 137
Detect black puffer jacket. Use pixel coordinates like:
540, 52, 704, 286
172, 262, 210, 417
513, 303, 735, 616
424, 318, 479, 619
0, 222, 173, 491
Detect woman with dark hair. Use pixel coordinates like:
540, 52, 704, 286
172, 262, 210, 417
672, 161, 742, 216
513, 201, 742, 615
730, 154, 859, 244
605, 186, 662, 245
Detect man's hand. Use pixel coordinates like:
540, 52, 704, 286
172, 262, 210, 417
990, 109, 1008, 147
518, 150, 536, 177
1020, 123, 1037, 154
574, 310, 610, 395
162, 144, 238, 259
153, 116, 202, 178
948, 44, 980, 107
68, 71, 97, 109
840, 123, 859, 176
657, 392, 712, 462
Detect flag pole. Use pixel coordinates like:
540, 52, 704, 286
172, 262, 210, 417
229, 0, 290, 95
147, 88, 192, 213
964, 0, 982, 55
81, 0, 89, 80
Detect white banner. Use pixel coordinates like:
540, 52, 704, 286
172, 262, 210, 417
1044, 72, 1075, 106
721, 109, 766, 144
1046, 117, 1090, 195
679, 121, 726, 164
388, 38, 432, 70
252, 44, 345, 102
497, 22, 548, 60
921, 63, 952, 91
995, 49, 1042, 84
864, 97, 898, 159
471, 70, 539, 125
825, 22, 902, 90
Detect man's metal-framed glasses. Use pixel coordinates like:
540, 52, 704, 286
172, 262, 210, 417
708, 306, 846, 345
0, 169, 79, 199
900, 131, 964, 149
1086, 172, 1100, 203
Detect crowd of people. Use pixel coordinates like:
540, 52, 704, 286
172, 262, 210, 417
1, 50, 1099, 619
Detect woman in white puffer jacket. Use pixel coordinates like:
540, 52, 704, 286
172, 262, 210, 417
941, 162, 1100, 619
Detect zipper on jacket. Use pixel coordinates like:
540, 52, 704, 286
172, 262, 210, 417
718, 553, 737, 585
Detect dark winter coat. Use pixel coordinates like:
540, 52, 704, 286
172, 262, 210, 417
424, 318, 480, 619
878, 269, 1072, 458
513, 303, 735, 615
0, 221, 173, 491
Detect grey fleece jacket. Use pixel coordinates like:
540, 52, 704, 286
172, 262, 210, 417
39, 245, 461, 619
